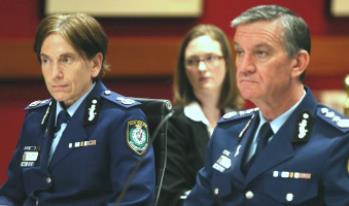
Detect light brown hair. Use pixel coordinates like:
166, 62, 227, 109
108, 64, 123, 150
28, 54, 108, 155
173, 24, 240, 109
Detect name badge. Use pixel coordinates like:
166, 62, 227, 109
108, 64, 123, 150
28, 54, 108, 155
21, 145, 40, 167
22, 151, 39, 161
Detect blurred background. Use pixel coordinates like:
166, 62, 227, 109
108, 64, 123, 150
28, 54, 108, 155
1, 0, 349, 183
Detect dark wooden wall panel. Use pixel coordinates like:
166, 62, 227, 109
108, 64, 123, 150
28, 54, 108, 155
0, 36, 348, 79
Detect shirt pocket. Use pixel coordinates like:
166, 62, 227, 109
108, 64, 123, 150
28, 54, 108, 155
22, 167, 51, 196
210, 170, 236, 199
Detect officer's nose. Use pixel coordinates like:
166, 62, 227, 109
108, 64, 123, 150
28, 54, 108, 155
52, 63, 64, 79
237, 54, 255, 75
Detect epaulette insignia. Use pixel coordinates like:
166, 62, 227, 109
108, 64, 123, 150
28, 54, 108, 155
101, 90, 140, 108
317, 106, 349, 132
25, 99, 51, 110
219, 108, 258, 124
126, 120, 149, 155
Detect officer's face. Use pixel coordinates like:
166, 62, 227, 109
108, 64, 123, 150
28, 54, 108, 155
184, 35, 226, 100
233, 21, 297, 106
40, 33, 101, 107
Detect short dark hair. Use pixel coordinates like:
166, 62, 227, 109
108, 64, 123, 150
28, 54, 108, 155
173, 24, 240, 109
34, 13, 109, 79
231, 5, 311, 82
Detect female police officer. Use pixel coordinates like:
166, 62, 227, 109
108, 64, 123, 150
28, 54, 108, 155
0, 13, 155, 206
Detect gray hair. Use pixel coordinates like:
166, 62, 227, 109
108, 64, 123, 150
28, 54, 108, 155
231, 5, 311, 57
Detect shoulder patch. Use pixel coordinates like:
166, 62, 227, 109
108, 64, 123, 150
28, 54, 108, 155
219, 108, 259, 124
101, 90, 141, 108
126, 120, 149, 155
317, 105, 349, 132
25, 99, 51, 110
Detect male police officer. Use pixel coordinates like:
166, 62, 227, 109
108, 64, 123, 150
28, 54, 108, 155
0, 13, 155, 205
184, 5, 349, 206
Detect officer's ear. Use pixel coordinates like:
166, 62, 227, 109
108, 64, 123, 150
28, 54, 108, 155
290, 50, 309, 79
90, 52, 103, 78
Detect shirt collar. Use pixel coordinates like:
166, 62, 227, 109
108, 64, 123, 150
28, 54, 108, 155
184, 101, 214, 135
259, 89, 306, 134
56, 83, 96, 118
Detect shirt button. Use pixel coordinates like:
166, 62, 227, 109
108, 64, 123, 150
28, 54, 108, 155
46, 177, 52, 184
214, 188, 219, 195
286, 193, 294, 202
245, 190, 254, 199
104, 90, 111, 95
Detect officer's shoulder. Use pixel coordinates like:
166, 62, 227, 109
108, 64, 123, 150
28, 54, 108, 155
316, 105, 349, 133
218, 108, 259, 124
25, 99, 51, 110
101, 90, 141, 109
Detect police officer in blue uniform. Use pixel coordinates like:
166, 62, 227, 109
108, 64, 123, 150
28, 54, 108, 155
184, 5, 349, 206
0, 13, 155, 206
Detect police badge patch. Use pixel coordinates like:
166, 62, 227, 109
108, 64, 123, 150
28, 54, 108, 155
127, 120, 149, 155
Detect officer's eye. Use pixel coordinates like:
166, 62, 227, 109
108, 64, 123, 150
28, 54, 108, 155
61, 56, 73, 64
254, 50, 269, 58
40, 56, 50, 65
234, 48, 244, 57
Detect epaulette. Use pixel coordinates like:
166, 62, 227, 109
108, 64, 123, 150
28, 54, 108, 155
101, 90, 141, 109
317, 105, 349, 132
218, 108, 259, 124
25, 99, 51, 110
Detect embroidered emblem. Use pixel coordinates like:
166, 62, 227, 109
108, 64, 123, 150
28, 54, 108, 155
88, 99, 97, 121
298, 113, 309, 139
84, 98, 101, 126
319, 107, 349, 129
293, 111, 313, 143
127, 120, 149, 155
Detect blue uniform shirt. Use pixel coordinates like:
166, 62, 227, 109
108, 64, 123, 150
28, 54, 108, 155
0, 81, 155, 206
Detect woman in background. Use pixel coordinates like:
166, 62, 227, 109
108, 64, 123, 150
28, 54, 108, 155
158, 24, 241, 206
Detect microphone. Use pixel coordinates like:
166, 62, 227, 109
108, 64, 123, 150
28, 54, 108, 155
114, 98, 174, 206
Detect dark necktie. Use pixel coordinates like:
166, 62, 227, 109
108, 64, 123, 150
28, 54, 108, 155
244, 122, 273, 171
55, 110, 71, 132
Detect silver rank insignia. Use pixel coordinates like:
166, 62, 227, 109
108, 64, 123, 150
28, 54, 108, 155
298, 113, 309, 139
293, 111, 313, 143
84, 98, 101, 126
88, 99, 98, 121
212, 150, 232, 172
127, 120, 149, 155
318, 107, 349, 129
